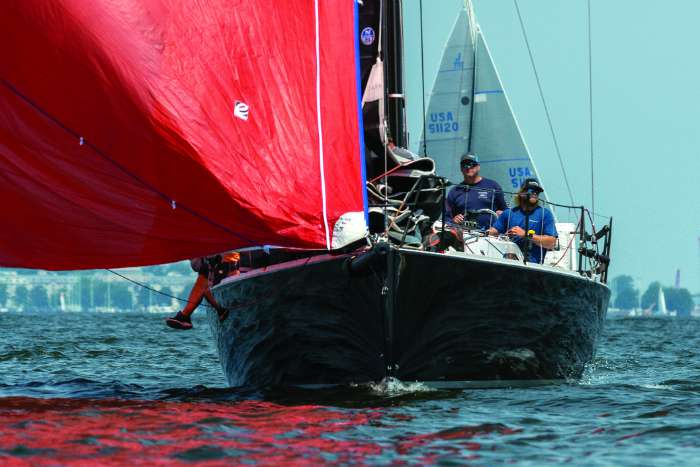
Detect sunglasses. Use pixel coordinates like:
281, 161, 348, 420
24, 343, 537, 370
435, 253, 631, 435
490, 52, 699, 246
461, 163, 478, 170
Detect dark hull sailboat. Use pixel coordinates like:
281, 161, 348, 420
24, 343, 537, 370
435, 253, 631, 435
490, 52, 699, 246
1, 0, 612, 390
204, 0, 612, 389
209, 248, 609, 388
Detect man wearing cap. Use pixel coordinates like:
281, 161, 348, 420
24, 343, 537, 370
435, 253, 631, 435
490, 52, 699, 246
444, 153, 507, 230
488, 178, 557, 264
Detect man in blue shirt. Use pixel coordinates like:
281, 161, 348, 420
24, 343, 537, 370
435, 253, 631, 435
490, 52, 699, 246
444, 153, 507, 230
488, 178, 557, 264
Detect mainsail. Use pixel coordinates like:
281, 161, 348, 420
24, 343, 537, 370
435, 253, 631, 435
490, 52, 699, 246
417, 5, 476, 183
0, 0, 366, 270
469, 31, 543, 194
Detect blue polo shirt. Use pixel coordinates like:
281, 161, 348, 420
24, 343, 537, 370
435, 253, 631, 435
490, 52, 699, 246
493, 206, 558, 264
444, 178, 507, 230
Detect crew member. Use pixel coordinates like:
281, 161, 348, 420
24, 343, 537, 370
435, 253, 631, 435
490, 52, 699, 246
488, 178, 557, 264
165, 253, 238, 330
444, 153, 507, 230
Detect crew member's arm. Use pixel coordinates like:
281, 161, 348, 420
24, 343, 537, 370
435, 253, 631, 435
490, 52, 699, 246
530, 209, 559, 250
531, 233, 557, 250
506, 226, 556, 249
487, 209, 508, 237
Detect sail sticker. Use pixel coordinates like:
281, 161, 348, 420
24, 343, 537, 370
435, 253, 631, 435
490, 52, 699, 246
453, 52, 464, 71
331, 212, 367, 249
360, 27, 375, 46
233, 101, 249, 121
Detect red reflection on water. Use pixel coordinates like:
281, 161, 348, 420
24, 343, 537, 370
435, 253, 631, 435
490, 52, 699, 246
0, 397, 384, 465
397, 423, 522, 462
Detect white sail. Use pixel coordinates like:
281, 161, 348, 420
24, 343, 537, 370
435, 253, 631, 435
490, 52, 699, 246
469, 30, 544, 197
657, 287, 668, 316
417, 4, 476, 182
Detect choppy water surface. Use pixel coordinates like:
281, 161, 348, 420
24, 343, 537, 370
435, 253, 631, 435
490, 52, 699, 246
1, 312, 700, 465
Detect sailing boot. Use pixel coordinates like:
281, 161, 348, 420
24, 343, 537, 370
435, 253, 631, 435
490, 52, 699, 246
165, 311, 193, 330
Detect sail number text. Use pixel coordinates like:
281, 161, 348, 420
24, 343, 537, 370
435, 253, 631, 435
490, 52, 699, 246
428, 112, 459, 134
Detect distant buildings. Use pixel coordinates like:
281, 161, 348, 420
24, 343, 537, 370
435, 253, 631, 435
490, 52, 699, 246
0, 264, 193, 313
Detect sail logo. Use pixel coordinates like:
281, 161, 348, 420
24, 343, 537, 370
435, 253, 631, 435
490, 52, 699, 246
360, 27, 375, 46
509, 167, 532, 188
453, 52, 464, 71
428, 111, 459, 134
233, 101, 249, 121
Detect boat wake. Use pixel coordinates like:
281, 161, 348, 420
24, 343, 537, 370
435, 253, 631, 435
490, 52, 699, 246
366, 377, 435, 396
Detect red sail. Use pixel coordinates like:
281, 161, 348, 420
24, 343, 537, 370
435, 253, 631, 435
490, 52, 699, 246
0, 0, 365, 269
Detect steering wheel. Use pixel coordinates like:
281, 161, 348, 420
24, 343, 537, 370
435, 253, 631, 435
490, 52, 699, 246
465, 208, 498, 221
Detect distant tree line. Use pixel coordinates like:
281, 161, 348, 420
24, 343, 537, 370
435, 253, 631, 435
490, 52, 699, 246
611, 275, 695, 315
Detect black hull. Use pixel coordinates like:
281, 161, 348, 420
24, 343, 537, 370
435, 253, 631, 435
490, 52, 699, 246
210, 250, 609, 388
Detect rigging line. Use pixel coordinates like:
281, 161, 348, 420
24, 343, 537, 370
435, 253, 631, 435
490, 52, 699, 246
512, 0, 575, 206
0, 77, 257, 247
105, 268, 208, 307
467, 1, 477, 152
587, 0, 595, 218
419, 0, 428, 157
106, 268, 271, 313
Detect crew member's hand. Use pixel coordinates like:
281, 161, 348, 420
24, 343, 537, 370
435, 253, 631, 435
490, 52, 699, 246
453, 214, 465, 224
507, 226, 526, 237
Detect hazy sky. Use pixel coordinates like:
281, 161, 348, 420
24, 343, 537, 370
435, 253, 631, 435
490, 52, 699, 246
403, 0, 700, 294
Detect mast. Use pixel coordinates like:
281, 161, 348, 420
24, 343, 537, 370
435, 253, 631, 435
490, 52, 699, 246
384, 0, 406, 147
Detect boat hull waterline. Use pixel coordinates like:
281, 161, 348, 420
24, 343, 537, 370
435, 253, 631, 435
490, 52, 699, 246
209, 250, 609, 388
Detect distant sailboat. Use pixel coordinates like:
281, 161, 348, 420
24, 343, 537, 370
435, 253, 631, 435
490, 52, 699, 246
657, 287, 668, 316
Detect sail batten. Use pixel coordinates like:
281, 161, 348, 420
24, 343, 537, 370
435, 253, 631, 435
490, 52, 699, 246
0, 0, 365, 270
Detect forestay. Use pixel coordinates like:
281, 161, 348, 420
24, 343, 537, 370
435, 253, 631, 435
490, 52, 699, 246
0, 0, 366, 270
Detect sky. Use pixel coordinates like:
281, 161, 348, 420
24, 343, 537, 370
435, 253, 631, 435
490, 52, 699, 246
402, 0, 700, 294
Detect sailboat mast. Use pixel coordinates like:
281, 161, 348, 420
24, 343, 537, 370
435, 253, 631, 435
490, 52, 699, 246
384, 0, 407, 148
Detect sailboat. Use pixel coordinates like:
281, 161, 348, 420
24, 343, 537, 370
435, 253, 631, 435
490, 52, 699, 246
0, 0, 611, 388
657, 287, 669, 316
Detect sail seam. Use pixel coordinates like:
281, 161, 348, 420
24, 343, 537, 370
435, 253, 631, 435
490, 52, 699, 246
314, 0, 331, 249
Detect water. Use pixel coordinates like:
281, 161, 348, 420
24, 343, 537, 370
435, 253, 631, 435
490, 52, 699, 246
1, 312, 700, 465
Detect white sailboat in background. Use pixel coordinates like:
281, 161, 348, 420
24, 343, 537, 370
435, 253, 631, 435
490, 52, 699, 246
657, 287, 669, 316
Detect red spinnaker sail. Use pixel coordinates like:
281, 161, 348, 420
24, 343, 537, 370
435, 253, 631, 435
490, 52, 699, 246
0, 0, 365, 269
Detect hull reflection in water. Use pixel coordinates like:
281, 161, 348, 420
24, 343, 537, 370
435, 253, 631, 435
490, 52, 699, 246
210, 249, 609, 388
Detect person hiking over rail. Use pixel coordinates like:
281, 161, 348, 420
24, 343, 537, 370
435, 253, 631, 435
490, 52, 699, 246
166, 253, 239, 330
